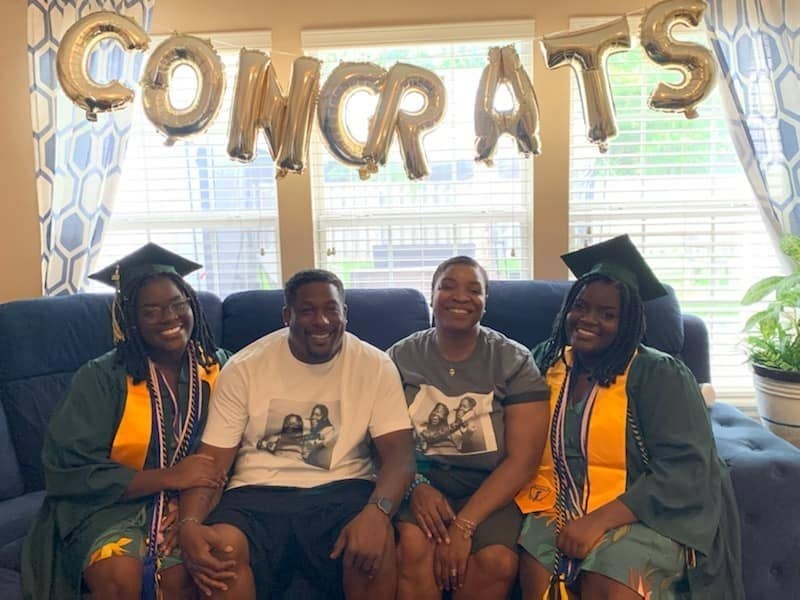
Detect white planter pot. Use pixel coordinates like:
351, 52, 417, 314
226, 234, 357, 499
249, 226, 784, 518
753, 364, 800, 447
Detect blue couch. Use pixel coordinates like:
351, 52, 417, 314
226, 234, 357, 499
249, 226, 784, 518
0, 281, 798, 599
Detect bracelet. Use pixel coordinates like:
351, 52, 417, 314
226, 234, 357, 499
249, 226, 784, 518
452, 516, 476, 539
404, 473, 431, 501
177, 516, 202, 530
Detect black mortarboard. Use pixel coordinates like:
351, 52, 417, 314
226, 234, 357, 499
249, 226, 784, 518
88, 243, 201, 343
561, 234, 668, 301
89, 242, 201, 296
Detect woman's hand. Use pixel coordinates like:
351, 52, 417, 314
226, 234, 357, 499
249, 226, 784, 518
410, 483, 456, 543
158, 497, 180, 553
166, 454, 227, 490
434, 524, 471, 591
556, 512, 608, 559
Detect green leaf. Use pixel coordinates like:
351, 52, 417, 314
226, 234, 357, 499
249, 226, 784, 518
780, 234, 800, 264
742, 276, 783, 305
743, 307, 777, 332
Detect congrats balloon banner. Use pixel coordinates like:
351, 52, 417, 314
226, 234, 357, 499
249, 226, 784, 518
56, 0, 716, 178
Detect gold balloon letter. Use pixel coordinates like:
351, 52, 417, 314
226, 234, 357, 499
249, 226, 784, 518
140, 35, 226, 146
640, 0, 717, 119
361, 63, 446, 180
227, 51, 321, 177
317, 62, 386, 167
475, 45, 541, 165
56, 11, 150, 122
541, 17, 631, 152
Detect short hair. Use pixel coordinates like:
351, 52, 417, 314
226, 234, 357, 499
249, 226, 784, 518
284, 269, 345, 307
430, 256, 489, 296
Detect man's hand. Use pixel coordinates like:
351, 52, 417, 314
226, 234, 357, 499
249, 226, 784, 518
330, 506, 391, 578
409, 483, 455, 544
179, 522, 238, 596
556, 512, 608, 559
167, 454, 227, 490
434, 524, 471, 591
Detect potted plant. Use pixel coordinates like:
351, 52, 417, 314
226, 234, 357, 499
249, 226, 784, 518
742, 233, 800, 446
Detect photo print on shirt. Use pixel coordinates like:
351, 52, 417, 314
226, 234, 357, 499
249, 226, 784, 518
256, 398, 341, 469
408, 386, 497, 456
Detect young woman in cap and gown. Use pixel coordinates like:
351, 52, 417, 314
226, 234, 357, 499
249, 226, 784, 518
23, 244, 230, 600
516, 235, 743, 599
388, 256, 550, 600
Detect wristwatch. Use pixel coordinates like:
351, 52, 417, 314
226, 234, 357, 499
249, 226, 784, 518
368, 496, 393, 516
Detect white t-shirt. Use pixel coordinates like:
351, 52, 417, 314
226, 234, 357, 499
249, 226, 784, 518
202, 329, 412, 489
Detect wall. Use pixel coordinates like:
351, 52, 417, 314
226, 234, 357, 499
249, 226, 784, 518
0, 0, 647, 302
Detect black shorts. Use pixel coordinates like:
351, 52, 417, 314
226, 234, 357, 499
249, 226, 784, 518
205, 479, 374, 599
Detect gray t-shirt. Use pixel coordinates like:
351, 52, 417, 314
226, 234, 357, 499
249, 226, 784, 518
388, 326, 549, 496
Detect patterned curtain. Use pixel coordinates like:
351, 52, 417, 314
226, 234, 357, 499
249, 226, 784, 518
705, 0, 800, 258
27, 0, 154, 295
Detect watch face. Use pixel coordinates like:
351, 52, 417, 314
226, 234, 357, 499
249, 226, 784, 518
375, 497, 393, 515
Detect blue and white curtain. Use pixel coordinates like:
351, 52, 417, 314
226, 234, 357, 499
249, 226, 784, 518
705, 0, 800, 257
27, 0, 154, 295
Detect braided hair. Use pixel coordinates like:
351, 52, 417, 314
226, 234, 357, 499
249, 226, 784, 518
538, 273, 645, 386
115, 272, 219, 382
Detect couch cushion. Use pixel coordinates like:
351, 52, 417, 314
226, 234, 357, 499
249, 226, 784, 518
483, 280, 684, 356
0, 491, 45, 571
0, 403, 23, 501
0, 294, 115, 493
223, 288, 430, 352
0, 569, 21, 600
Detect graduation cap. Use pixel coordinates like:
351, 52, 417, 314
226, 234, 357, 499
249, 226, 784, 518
89, 243, 201, 295
561, 234, 667, 301
88, 243, 201, 343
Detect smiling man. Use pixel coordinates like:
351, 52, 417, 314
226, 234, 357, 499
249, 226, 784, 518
176, 269, 414, 600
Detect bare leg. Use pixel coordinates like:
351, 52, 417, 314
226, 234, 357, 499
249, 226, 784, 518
519, 553, 552, 600
344, 520, 397, 600
581, 571, 643, 600
452, 544, 517, 600
396, 522, 439, 600
83, 555, 143, 600
159, 563, 197, 600
205, 524, 255, 600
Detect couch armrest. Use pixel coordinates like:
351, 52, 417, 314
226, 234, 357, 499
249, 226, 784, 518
681, 313, 710, 384
711, 403, 800, 597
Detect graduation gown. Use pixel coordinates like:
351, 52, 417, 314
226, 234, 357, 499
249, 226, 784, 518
526, 345, 744, 599
22, 348, 228, 600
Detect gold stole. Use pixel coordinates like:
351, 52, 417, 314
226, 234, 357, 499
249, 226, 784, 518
516, 348, 631, 514
110, 362, 220, 470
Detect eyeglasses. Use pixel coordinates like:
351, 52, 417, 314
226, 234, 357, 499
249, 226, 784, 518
138, 298, 191, 323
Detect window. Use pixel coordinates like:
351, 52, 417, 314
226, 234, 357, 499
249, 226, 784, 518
567, 17, 778, 404
303, 22, 535, 296
92, 31, 281, 297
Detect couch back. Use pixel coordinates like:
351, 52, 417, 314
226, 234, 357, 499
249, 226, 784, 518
0, 282, 704, 495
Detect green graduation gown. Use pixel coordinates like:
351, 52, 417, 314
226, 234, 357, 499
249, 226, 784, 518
530, 345, 744, 599
21, 348, 228, 600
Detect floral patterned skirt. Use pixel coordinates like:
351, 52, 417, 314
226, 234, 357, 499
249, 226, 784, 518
518, 512, 689, 599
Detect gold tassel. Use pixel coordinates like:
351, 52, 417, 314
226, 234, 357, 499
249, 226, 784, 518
543, 577, 570, 600
111, 265, 126, 344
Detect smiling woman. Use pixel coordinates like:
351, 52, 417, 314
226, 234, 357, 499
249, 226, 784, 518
515, 235, 743, 600
22, 243, 231, 600
388, 255, 550, 600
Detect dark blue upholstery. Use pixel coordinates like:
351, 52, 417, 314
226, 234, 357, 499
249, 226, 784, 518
711, 403, 800, 597
0, 285, 795, 599
222, 288, 430, 352
484, 281, 695, 379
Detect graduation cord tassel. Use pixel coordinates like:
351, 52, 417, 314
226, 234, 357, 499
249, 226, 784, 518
111, 265, 126, 344
142, 344, 202, 600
